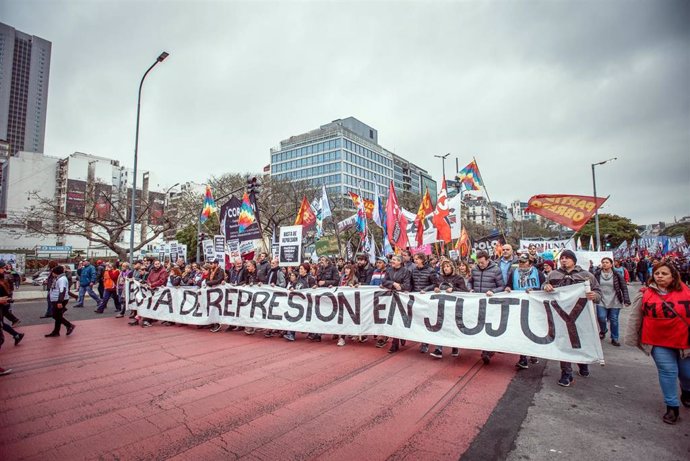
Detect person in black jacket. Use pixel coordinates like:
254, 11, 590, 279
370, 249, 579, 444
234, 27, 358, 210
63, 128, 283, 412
315, 257, 339, 288
381, 255, 412, 354
355, 254, 374, 285
226, 257, 245, 285
207, 260, 227, 333
471, 251, 505, 364
428, 260, 467, 359
411, 254, 438, 354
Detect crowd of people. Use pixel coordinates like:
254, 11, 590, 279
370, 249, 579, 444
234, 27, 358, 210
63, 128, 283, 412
1, 245, 688, 425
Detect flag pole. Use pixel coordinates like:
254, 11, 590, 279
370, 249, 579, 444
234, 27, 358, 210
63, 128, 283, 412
473, 156, 507, 242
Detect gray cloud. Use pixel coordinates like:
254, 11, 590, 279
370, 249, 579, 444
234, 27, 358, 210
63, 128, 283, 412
4, 0, 689, 225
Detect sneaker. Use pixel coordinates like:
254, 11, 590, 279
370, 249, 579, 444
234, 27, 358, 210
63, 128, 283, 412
419, 344, 429, 354
264, 330, 275, 338
430, 348, 443, 359
681, 390, 690, 408
599, 331, 605, 339
142, 321, 152, 328
11, 320, 21, 327
128, 319, 139, 326
529, 357, 540, 364
337, 338, 346, 347
14, 333, 24, 346
358, 336, 368, 343
210, 324, 222, 333
283, 333, 295, 342
400, 340, 407, 346
66, 325, 76, 336
516, 359, 529, 369
115, 313, 124, 318
245, 328, 256, 335
481, 352, 492, 365
375, 339, 387, 348
94, 309, 103, 314
611, 340, 621, 347
0, 367, 12, 376
161, 321, 174, 326
45, 332, 60, 337
578, 366, 590, 377
451, 348, 459, 357
388, 344, 399, 354
558, 373, 573, 387
663, 406, 679, 425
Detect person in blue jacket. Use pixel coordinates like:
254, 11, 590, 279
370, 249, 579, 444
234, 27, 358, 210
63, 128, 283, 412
73, 259, 102, 307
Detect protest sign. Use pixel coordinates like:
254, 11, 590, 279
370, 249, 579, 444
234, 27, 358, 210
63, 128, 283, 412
279, 225, 303, 266
214, 235, 226, 263
125, 281, 604, 364
473, 235, 504, 258
519, 239, 576, 253
201, 239, 215, 262
220, 196, 261, 242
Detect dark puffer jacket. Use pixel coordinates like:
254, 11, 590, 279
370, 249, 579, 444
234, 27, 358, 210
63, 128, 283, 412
410, 264, 438, 292
382, 266, 412, 291
470, 260, 505, 294
316, 264, 340, 286
436, 274, 468, 292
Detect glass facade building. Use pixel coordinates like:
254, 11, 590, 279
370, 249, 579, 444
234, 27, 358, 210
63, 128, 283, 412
270, 117, 435, 204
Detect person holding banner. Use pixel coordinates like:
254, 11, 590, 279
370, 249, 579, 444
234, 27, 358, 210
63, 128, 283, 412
382, 255, 412, 354
543, 250, 602, 387
625, 261, 690, 425
336, 264, 360, 346
411, 254, 439, 355
207, 260, 226, 333
288, 264, 316, 342
593, 257, 630, 346
471, 251, 505, 365
429, 260, 467, 359
506, 254, 545, 369
457, 261, 473, 291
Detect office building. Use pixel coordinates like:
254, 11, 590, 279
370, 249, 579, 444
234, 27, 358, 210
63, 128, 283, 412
0, 23, 51, 155
270, 117, 436, 205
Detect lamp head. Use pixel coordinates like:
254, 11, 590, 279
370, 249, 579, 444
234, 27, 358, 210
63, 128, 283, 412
157, 52, 169, 62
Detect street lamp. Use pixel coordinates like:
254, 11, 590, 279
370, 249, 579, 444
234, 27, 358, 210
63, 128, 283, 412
434, 153, 450, 178
129, 51, 169, 264
591, 157, 617, 251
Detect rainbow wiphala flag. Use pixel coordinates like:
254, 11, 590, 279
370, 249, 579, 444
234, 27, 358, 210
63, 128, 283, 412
238, 192, 256, 232
200, 185, 217, 223
456, 160, 483, 191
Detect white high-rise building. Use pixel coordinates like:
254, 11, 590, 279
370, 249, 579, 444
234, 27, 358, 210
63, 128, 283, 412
0, 22, 51, 155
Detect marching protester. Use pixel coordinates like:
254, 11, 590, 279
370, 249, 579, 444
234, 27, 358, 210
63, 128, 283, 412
498, 244, 519, 286
96, 262, 121, 314
288, 263, 316, 342
265, 257, 286, 288
226, 257, 245, 285
336, 264, 359, 346
527, 243, 544, 271
381, 255, 412, 353
471, 251, 505, 364
115, 262, 131, 318
411, 253, 439, 355
625, 261, 690, 425
543, 250, 602, 387
429, 260, 467, 359
45, 265, 76, 338
314, 256, 339, 288
207, 259, 227, 333
355, 253, 374, 285
73, 259, 102, 308
138, 259, 168, 328
456, 261, 473, 291
369, 257, 388, 287
505, 254, 545, 369
0, 263, 24, 347
593, 257, 630, 346
95, 260, 106, 299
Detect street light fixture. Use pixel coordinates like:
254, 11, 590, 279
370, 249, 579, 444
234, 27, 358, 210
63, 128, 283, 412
128, 51, 169, 264
591, 157, 617, 251
434, 153, 450, 178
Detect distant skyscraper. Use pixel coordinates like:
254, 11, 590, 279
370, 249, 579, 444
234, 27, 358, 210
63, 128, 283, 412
0, 22, 51, 155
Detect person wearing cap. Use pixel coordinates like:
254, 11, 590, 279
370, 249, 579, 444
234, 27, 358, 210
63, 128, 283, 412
542, 260, 555, 277
506, 254, 546, 369
543, 249, 602, 387
73, 259, 102, 308
370, 257, 388, 287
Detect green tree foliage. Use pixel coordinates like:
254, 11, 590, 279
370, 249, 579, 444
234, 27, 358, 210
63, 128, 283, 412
576, 213, 640, 248
661, 222, 690, 243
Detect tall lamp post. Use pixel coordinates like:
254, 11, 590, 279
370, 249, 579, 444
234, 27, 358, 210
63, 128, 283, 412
434, 153, 450, 178
591, 157, 617, 251
129, 51, 169, 264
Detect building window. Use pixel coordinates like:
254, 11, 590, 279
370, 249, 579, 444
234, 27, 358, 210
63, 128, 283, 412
369, 129, 374, 139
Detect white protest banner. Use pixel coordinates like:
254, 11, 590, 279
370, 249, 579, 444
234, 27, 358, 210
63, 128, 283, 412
201, 239, 215, 262
213, 235, 226, 263
337, 214, 358, 232
520, 239, 576, 253
125, 281, 603, 364
178, 244, 187, 263
227, 239, 240, 258
573, 250, 614, 268
279, 225, 302, 266
169, 240, 179, 258
402, 208, 437, 245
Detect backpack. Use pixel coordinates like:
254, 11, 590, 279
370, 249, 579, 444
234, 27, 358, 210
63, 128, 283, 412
104, 271, 115, 290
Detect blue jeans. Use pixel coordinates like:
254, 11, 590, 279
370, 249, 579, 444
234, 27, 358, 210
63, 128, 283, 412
596, 306, 620, 341
77, 285, 102, 305
637, 272, 646, 284
651, 346, 690, 407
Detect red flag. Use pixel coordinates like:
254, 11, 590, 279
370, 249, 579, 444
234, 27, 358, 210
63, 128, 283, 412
386, 181, 409, 249
348, 191, 374, 219
525, 194, 608, 232
433, 176, 451, 243
294, 196, 316, 229
415, 188, 434, 247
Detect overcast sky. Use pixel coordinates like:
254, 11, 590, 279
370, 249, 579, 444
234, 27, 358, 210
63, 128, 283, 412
3, 0, 689, 225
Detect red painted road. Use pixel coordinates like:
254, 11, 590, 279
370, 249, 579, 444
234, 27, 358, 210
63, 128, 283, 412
0, 318, 516, 460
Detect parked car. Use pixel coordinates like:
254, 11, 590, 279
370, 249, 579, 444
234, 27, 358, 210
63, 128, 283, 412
31, 271, 50, 287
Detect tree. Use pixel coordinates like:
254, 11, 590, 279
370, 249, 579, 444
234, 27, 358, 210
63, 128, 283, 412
661, 222, 690, 244
15, 185, 193, 260
575, 213, 640, 248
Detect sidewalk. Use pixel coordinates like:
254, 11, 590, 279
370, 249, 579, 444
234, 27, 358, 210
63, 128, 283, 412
506, 284, 689, 461
11, 285, 46, 301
